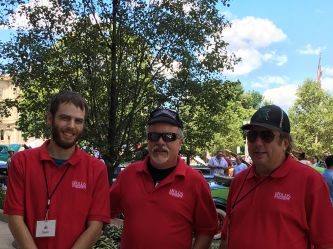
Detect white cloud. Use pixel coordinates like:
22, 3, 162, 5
249, 75, 289, 90
224, 16, 287, 49
324, 66, 333, 76
263, 84, 298, 111
223, 16, 287, 75
298, 44, 325, 55
262, 51, 287, 66
229, 48, 262, 75
258, 75, 288, 85
321, 76, 333, 94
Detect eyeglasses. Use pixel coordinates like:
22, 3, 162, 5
147, 132, 179, 142
246, 130, 276, 143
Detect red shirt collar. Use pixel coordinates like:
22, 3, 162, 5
39, 140, 82, 166
248, 154, 293, 179
137, 155, 187, 177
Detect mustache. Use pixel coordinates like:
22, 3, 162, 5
152, 145, 169, 153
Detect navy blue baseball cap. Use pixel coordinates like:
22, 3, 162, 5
147, 108, 183, 128
242, 105, 290, 133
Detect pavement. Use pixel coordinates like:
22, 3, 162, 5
0, 218, 14, 249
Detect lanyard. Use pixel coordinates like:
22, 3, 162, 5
231, 168, 272, 210
227, 167, 274, 245
42, 161, 70, 220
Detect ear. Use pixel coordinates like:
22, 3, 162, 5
178, 139, 183, 151
283, 138, 289, 152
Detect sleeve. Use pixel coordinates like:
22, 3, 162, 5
3, 156, 25, 216
207, 158, 214, 166
193, 177, 219, 236
109, 170, 124, 218
307, 176, 333, 248
88, 164, 110, 224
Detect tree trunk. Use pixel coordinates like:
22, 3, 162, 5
108, 0, 120, 184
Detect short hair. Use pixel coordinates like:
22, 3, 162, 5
279, 132, 293, 154
325, 155, 333, 168
48, 91, 88, 117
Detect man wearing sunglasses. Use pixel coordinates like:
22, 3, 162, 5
109, 108, 218, 249
219, 104, 333, 249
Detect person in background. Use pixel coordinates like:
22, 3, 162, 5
219, 104, 333, 249
207, 150, 229, 175
110, 108, 218, 249
318, 151, 330, 168
298, 152, 312, 166
4, 91, 110, 249
323, 155, 333, 205
233, 155, 248, 176
6, 149, 15, 170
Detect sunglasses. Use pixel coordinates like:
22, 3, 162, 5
246, 130, 276, 143
147, 132, 179, 142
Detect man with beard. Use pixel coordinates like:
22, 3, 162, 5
109, 108, 218, 249
4, 91, 110, 249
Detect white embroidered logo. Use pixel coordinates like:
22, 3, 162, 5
274, 191, 291, 201
169, 188, 184, 199
72, 181, 87, 189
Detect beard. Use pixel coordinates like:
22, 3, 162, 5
51, 120, 82, 149
149, 145, 170, 166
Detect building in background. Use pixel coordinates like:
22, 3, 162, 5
0, 76, 43, 147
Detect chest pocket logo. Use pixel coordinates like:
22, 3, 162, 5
169, 188, 184, 199
72, 180, 87, 189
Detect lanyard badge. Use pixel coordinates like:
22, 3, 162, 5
36, 199, 56, 237
35, 161, 70, 237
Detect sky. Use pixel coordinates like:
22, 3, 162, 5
1, 0, 333, 112
220, 0, 333, 111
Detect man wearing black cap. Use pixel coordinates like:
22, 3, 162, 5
219, 105, 333, 249
110, 108, 218, 249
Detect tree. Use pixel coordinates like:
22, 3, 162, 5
289, 79, 333, 157
0, 0, 239, 179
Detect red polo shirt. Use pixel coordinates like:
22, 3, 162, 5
221, 155, 333, 249
4, 141, 110, 249
110, 156, 218, 249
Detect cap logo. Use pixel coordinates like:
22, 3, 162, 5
258, 109, 270, 121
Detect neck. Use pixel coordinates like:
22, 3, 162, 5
47, 140, 75, 160
255, 156, 287, 177
255, 167, 274, 177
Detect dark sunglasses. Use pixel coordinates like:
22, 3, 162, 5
246, 130, 276, 143
147, 132, 179, 142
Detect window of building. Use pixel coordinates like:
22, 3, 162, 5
0, 130, 4, 140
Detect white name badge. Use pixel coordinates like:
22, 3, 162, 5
36, 220, 56, 237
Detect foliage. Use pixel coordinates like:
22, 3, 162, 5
289, 79, 333, 157
198, 82, 258, 155
92, 223, 221, 249
0, 0, 241, 176
93, 225, 122, 249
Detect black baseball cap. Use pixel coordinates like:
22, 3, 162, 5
242, 105, 290, 133
147, 108, 183, 128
